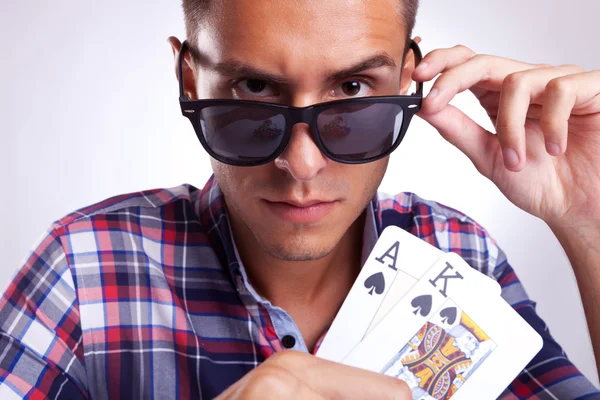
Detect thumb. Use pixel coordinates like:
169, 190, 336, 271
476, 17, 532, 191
418, 104, 499, 179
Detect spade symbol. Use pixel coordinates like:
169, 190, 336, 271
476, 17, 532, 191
411, 294, 433, 316
440, 307, 458, 325
364, 272, 385, 296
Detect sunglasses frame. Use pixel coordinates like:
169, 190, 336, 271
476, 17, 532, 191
178, 39, 424, 166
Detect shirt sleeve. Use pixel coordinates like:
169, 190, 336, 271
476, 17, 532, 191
0, 225, 88, 399
491, 257, 600, 398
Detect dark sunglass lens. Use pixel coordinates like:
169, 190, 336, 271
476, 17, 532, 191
199, 105, 286, 162
317, 103, 404, 160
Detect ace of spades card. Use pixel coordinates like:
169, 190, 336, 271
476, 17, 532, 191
317, 230, 407, 362
342, 254, 543, 400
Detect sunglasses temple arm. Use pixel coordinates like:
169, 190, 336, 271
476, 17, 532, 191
178, 41, 190, 101
409, 39, 424, 98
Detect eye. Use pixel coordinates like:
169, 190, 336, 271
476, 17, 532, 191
334, 80, 372, 98
342, 81, 362, 96
246, 79, 266, 93
236, 79, 276, 97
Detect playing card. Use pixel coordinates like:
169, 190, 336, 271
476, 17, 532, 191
343, 253, 467, 371
442, 300, 543, 399
380, 298, 497, 399
317, 227, 501, 363
343, 254, 542, 399
366, 228, 500, 334
316, 227, 407, 362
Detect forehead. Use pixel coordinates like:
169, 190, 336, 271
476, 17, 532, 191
195, 0, 406, 73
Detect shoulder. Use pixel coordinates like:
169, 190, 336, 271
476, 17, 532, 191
41, 184, 225, 270
376, 191, 507, 280
54, 184, 203, 228
10, 184, 206, 291
50, 184, 206, 238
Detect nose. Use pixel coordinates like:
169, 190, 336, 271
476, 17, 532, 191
274, 122, 328, 181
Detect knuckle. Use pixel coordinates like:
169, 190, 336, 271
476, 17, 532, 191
545, 77, 574, 97
539, 114, 555, 128
562, 63, 585, 73
539, 115, 561, 135
242, 366, 297, 398
494, 120, 518, 141
502, 71, 529, 92
453, 44, 475, 57
494, 121, 511, 133
471, 54, 494, 82
269, 349, 304, 366
472, 53, 491, 64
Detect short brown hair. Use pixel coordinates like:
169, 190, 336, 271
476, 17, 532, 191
182, 0, 419, 52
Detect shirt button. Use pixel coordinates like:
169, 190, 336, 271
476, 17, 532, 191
282, 335, 296, 349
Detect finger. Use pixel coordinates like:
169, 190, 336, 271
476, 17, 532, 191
412, 45, 476, 82
271, 351, 411, 400
569, 70, 600, 115
218, 365, 328, 400
421, 54, 538, 115
476, 91, 544, 123
541, 70, 600, 155
414, 44, 548, 84
495, 65, 583, 169
417, 104, 498, 180
287, 381, 327, 400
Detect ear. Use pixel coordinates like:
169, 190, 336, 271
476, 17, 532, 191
168, 36, 198, 100
400, 36, 422, 95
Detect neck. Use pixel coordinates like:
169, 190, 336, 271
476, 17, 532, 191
232, 214, 365, 308
229, 209, 366, 351
231, 212, 366, 352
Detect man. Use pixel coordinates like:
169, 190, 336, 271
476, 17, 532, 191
1, 0, 600, 398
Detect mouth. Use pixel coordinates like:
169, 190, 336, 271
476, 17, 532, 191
262, 198, 339, 224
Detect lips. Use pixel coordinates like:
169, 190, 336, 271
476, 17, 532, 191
263, 199, 338, 224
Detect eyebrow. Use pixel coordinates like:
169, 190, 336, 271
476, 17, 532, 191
328, 52, 397, 82
211, 52, 398, 84
214, 60, 289, 84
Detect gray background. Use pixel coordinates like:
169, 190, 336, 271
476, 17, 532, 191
1, 0, 598, 386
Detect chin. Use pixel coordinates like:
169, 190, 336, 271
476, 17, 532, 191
259, 235, 337, 262
264, 246, 332, 262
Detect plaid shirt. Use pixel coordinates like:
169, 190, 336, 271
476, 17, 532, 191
1, 176, 598, 399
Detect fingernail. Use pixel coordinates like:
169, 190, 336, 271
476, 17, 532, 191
546, 142, 561, 156
427, 87, 439, 99
415, 62, 429, 73
502, 147, 520, 168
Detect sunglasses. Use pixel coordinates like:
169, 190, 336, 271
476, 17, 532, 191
178, 39, 423, 166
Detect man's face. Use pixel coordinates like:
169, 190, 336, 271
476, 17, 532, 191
190, 0, 409, 261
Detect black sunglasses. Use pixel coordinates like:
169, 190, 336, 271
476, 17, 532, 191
178, 40, 423, 166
